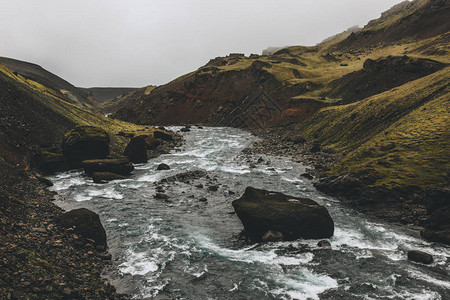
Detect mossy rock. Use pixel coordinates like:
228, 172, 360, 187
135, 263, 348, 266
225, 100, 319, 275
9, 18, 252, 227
33, 151, 68, 174
62, 126, 110, 166
232, 187, 334, 241
81, 158, 134, 176
124, 135, 148, 163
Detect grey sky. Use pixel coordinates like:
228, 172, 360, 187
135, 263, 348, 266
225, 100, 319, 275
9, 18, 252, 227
1, 0, 405, 87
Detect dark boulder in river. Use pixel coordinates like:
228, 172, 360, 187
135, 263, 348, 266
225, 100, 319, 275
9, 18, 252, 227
154, 130, 173, 142
59, 208, 107, 247
124, 135, 149, 163
232, 187, 334, 241
62, 126, 110, 167
81, 158, 134, 176
407, 250, 433, 265
92, 172, 126, 184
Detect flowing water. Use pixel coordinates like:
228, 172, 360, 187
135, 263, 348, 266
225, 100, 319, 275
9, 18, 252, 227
49, 127, 449, 299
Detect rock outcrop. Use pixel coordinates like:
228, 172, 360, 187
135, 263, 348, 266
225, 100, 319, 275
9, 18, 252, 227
232, 187, 334, 241
62, 126, 110, 167
81, 158, 134, 176
59, 208, 107, 247
33, 151, 68, 174
407, 250, 434, 265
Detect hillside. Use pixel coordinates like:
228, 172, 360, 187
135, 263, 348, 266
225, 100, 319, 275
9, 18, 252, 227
0, 59, 163, 299
79, 87, 140, 103
0, 57, 100, 110
104, 0, 450, 244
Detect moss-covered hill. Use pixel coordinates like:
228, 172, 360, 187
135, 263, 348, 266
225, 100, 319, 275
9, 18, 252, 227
103, 0, 449, 243
106, 0, 449, 129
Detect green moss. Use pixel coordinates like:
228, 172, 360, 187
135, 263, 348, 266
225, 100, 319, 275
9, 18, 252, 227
294, 67, 450, 189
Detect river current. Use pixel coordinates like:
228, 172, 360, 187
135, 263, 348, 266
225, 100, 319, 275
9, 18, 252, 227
49, 127, 449, 299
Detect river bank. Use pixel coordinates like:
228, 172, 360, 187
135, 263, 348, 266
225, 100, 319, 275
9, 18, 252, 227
0, 127, 181, 299
246, 126, 449, 245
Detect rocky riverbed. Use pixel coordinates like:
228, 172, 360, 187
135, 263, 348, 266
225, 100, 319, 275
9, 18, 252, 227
47, 127, 450, 299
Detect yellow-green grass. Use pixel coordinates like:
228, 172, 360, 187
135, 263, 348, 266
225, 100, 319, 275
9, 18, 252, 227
0, 64, 160, 154
294, 67, 450, 189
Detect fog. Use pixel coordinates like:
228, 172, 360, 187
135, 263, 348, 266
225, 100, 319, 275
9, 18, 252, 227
0, 0, 406, 87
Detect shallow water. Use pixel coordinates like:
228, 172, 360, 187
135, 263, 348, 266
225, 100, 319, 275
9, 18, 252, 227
49, 127, 450, 299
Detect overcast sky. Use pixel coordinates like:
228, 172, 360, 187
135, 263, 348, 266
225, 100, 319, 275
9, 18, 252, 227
0, 0, 405, 87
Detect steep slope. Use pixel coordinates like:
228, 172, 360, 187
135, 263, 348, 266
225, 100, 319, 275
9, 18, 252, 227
106, 0, 449, 128
335, 0, 450, 50
0, 60, 162, 299
0, 57, 99, 110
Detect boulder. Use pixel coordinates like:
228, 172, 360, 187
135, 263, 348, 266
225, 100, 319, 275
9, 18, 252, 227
157, 163, 170, 170
407, 250, 433, 265
180, 127, 190, 132
154, 130, 173, 142
124, 135, 148, 163
34, 151, 68, 174
59, 208, 107, 247
232, 187, 334, 241
62, 126, 110, 167
81, 158, 134, 176
92, 172, 126, 184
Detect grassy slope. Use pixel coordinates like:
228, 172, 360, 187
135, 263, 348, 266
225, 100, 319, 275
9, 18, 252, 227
0, 63, 156, 156
294, 67, 449, 189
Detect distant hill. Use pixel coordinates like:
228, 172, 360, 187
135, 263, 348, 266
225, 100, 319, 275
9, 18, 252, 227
79, 87, 140, 103
0, 57, 98, 110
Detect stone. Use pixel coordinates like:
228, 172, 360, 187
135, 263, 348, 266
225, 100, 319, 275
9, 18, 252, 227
155, 193, 170, 200
199, 197, 208, 202
208, 185, 219, 192
180, 127, 190, 132
81, 158, 134, 176
157, 163, 170, 170
262, 230, 284, 242
292, 137, 306, 144
300, 173, 314, 180
59, 208, 107, 247
92, 172, 126, 184
154, 130, 173, 141
62, 126, 110, 167
33, 151, 68, 174
407, 250, 433, 264
232, 187, 334, 241
317, 240, 331, 248
124, 135, 149, 163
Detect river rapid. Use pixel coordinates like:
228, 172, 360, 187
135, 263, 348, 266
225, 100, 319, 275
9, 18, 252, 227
49, 127, 449, 299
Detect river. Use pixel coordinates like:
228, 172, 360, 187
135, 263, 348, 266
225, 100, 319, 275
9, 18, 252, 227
49, 127, 450, 299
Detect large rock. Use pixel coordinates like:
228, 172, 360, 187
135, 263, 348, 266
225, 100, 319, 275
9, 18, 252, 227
92, 172, 126, 184
232, 187, 334, 241
407, 250, 433, 265
154, 130, 173, 142
33, 151, 68, 174
59, 208, 107, 247
81, 158, 134, 175
124, 135, 148, 163
62, 126, 110, 167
